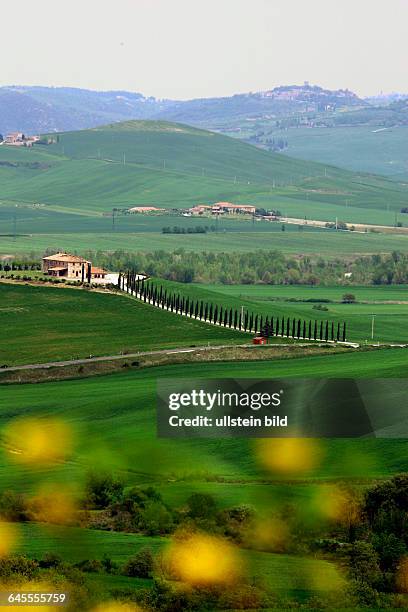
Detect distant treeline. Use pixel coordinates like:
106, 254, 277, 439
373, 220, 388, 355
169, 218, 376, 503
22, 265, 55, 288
8, 249, 408, 286
74, 249, 408, 286
162, 225, 212, 234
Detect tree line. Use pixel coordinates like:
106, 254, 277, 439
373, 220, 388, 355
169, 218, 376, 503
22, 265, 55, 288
118, 271, 346, 342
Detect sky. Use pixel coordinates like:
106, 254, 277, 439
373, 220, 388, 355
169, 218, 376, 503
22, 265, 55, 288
2, 0, 407, 99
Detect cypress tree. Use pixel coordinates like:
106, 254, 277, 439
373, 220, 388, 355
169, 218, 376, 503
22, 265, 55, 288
319, 321, 323, 340
302, 320, 306, 339
281, 316, 285, 337
286, 317, 290, 338
213, 305, 218, 324
325, 321, 329, 342
308, 320, 312, 340
297, 319, 301, 339
337, 322, 340, 341
194, 301, 199, 318
259, 316, 264, 335
234, 310, 238, 329
342, 322, 346, 342
218, 306, 223, 325
275, 317, 279, 336
209, 303, 213, 322
238, 311, 242, 330
224, 309, 228, 327
229, 308, 233, 328
199, 302, 204, 320
292, 318, 296, 338
314, 320, 317, 340
331, 322, 335, 341
254, 314, 259, 333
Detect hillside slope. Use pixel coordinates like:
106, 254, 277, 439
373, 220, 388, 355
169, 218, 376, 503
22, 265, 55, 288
0, 120, 407, 226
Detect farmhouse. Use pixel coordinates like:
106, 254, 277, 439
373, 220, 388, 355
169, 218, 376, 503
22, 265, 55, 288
42, 252, 112, 284
4, 133, 39, 147
42, 253, 92, 280
188, 203, 256, 216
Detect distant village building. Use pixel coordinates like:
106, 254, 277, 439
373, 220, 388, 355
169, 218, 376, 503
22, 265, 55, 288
188, 202, 256, 216
3, 133, 39, 147
42, 253, 110, 283
128, 206, 163, 213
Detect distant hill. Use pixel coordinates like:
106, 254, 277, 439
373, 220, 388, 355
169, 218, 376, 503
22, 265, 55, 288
154, 84, 365, 127
0, 86, 173, 135
0, 83, 365, 135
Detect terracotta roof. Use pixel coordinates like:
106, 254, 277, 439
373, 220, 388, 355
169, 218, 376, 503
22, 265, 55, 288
91, 267, 107, 274
43, 252, 90, 263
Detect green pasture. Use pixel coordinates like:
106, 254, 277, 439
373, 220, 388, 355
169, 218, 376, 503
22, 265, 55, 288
0, 283, 241, 366
3, 227, 408, 257
155, 279, 408, 343
9, 522, 343, 595
279, 125, 408, 177
0, 120, 408, 234
2, 349, 408, 494
205, 284, 408, 303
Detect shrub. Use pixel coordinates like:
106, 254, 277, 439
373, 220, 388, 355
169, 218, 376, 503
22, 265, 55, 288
122, 548, 154, 578
342, 293, 357, 303
85, 473, 124, 509
0, 490, 28, 521
38, 552, 63, 569
0, 555, 39, 579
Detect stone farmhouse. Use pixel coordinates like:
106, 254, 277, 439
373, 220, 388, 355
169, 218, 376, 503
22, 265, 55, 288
42, 253, 113, 284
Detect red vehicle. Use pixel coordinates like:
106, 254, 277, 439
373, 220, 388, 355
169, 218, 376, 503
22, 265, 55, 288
253, 337, 267, 345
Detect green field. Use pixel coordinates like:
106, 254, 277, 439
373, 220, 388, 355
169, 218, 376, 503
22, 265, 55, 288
0, 283, 245, 366
152, 279, 408, 343
11, 522, 343, 594
3, 281, 408, 371
278, 125, 408, 178
4, 226, 408, 257
1, 120, 408, 263
2, 349, 408, 492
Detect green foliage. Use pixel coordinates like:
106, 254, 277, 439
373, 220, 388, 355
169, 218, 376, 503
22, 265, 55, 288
0, 555, 38, 580
122, 548, 154, 578
85, 473, 124, 509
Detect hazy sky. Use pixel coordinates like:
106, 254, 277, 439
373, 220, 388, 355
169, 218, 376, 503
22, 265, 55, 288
2, 0, 406, 99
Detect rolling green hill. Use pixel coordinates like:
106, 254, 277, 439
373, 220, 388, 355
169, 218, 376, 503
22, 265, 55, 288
0, 283, 241, 366
0, 120, 407, 224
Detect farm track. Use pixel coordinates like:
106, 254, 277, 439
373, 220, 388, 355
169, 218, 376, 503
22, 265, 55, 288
1, 342, 335, 372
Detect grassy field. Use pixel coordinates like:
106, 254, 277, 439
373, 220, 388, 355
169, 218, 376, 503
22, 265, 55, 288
153, 279, 408, 343
2, 348, 408, 493
4, 227, 408, 257
0, 283, 244, 366
9, 522, 343, 596
3, 280, 408, 371
278, 125, 408, 177
1, 120, 408, 267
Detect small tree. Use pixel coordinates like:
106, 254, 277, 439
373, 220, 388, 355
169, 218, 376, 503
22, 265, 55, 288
342, 293, 356, 304
122, 548, 154, 578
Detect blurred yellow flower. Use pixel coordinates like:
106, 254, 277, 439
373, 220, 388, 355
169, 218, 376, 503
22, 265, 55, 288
0, 521, 19, 556
255, 438, 323, 475
250, 517, 289, 552
28, 485, 78, 525
167, 533, 242, 586
309, 485, 361, 526
4, 417, 73, 466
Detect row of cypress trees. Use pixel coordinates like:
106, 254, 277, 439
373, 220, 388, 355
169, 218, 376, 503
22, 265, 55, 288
118, 271, 347, 342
